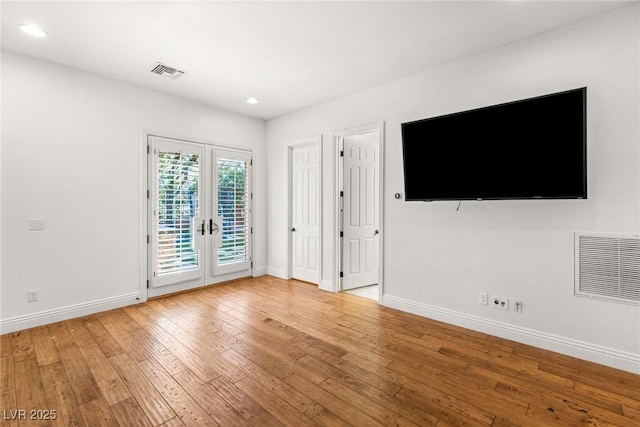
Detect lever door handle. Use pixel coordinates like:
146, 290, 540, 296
200, 220, 206, 236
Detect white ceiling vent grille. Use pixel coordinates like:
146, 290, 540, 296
150, 62, 185, 80
575, 233, 640, 304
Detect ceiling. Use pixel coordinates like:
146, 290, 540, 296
1, 1, 634, 120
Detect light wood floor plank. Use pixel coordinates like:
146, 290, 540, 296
13, 352, 50, 427
127, 328, 188, 376
53, 341, 101, 405
83, 318, 125, 358
284, 372, 385, 427
1, 276, 638, 427
136, 358, 215, 426
109, 397, 152, 427
108, 353, 176, 426
173, 368, 251, 427
1, 355, 18, 427
1, 333, 13, 357
63, 318, 99, 349
208, 375, 285, 426
11, 330, 34, 357
78, 343, 130, 406
233, 374, 316, 427
77, 397, 118, 427
221, 348, 324, 419
31, 326, 60, 367
39, 362, 83, 426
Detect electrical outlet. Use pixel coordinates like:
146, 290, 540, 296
492, 297, 509, 311
514, 301, 523, 313
479, 292, 488, 305
27, 289, 38, 302
29, 219, 46, 231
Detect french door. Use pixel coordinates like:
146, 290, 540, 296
148, 136, 252, 295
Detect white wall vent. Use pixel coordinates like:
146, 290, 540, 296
575, 233, 640, 304
150, 62, 185, 80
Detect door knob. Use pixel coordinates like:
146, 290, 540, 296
374, 229, 379, 235
291, 227, 296, 232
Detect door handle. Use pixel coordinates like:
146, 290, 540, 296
210, 220, 219, 234
200, 220, 206, 236
374, 229, 379, 235
291, 227, 296, 232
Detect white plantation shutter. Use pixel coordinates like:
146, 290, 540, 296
217, 157, 250, 266
156, 150, 201, 275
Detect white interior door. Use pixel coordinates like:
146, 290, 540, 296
341, 133, 379, 290
149, 137, 252, 296
291, 142, 320, 283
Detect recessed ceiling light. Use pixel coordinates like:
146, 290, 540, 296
246, 97, 259, 105
19, 24, 47, 38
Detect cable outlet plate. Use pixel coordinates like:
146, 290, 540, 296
27, 290, 38, 302
492, 297, 509, 310
514, 300, 523, 313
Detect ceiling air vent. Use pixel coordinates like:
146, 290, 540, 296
150, 62, 185, 80
575, 232, 640, 304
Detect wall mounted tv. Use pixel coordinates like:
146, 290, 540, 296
401, 87, 587, 202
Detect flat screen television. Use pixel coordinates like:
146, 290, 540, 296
401, 88, 587, 201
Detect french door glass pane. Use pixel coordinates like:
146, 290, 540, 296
217, 158, 249, 265
157, 151, 200, 275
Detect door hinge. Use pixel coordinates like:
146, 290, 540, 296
340, 231, 343, 237
147, 235, 150, 244
251, 193, 253, 200
250, 159, 253, 166
340, 150, 344, 157
251, 227, 253, 234
340, 191, 344, 198
147, 145, 150, 154
251, 261, 253, 268
146, 280, 149, 288
340, 271, 344, 278
147, 189, 150, 199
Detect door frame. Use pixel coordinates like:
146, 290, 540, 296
333, 122, 384, 302
141, 129, 254, 300
286, 135, 323, 286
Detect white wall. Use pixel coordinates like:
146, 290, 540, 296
267, 6, 640, 372
1, 51, 267, 332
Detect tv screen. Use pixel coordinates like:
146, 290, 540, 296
401, 88, 587, 201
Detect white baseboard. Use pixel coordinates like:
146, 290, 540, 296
383, 294, 640, 375
266, 266, 288, 279
253, 266, 268, 277
0, 292, 142, 334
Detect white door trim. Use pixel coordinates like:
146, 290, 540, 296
286, 135, 323, 286
333, 122, 384, 302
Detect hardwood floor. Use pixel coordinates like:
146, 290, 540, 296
1, 276, 639, 426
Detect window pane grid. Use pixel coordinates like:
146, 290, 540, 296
217, 158, 249, 266
157, 151, 200, 275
